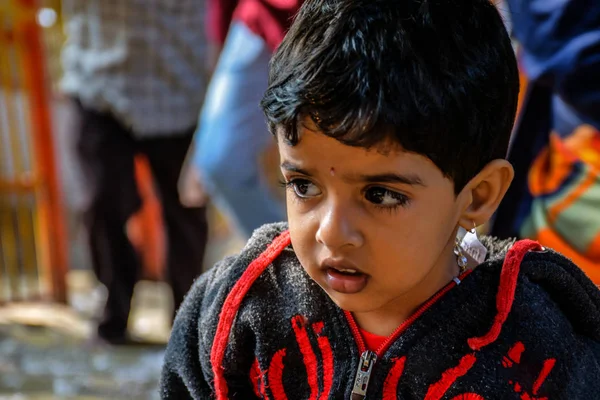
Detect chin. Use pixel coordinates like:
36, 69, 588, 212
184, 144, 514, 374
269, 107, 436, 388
324, 289, 380, 313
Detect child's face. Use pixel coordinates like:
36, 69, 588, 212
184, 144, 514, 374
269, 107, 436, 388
278, 124, 469, 326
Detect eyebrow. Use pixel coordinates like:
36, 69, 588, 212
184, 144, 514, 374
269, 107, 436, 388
280, 161, 313, 176
281, 161, 424, 186
357, 173, 425, 186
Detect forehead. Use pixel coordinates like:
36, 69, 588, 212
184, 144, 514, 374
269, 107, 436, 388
277, 127, 443, 180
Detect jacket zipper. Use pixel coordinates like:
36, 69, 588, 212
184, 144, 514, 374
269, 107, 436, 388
348, 269, 473, 399
351, 350, 377, 400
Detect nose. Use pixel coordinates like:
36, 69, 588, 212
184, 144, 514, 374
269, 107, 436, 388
315, 198, 364, 250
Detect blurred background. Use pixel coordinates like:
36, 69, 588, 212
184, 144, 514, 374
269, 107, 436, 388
1, 0, 599, 398
0, 1, 248, 398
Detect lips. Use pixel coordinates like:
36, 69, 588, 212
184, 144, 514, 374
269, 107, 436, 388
320, 259, 369, 294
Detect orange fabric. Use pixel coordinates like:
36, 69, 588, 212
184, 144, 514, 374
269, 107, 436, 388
564, 125, 600, 169
126, 155, 166, 281
525, 126, 600, 285
516, 70, 528, 120
528, 135, 576, 197
538, 128, 599, 224
534, 228, 600, 284
547, 168, 596, 224
585, 232, 600, 261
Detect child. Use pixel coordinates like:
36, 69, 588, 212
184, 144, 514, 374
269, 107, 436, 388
161, 0, 600, 398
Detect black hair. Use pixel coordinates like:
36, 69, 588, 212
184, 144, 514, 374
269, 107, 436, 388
261, 0, 519, 192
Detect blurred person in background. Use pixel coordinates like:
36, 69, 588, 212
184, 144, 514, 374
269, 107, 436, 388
61, 0, 210, 344
180, 0, 302, 238
491, 0, 600, 283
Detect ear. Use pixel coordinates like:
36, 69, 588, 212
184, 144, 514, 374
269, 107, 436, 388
457, 159, 514, 229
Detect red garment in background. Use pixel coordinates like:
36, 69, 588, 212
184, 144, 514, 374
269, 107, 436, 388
207, 0, 302, 51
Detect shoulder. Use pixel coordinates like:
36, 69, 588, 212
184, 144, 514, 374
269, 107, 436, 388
163, 223, 295, 391
461, 241, 600, 394
183, 222, 292, 323
475, 239, 600, 345
517, 249, 600, 338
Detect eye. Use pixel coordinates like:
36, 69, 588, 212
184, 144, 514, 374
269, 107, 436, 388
365, 187, 409, 207
287, 179, 322, 198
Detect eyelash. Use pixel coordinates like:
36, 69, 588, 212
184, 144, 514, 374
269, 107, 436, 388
280, 178, 411, 211
279, 178, 312, 204
367, 187, 410, 212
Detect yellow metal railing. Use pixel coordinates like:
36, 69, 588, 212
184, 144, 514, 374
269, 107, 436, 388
0, 0, 67, 303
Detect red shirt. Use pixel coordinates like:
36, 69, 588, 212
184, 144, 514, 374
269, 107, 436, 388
207, 0, 302, 51
359, 327, 387, 353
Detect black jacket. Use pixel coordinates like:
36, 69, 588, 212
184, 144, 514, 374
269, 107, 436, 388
161, 223, 600, 399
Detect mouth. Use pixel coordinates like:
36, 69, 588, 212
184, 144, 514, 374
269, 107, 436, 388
332, 267, 360, 275
320, 260, 369, 294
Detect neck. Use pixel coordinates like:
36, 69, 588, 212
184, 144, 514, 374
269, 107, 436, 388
352, 241, 459, 337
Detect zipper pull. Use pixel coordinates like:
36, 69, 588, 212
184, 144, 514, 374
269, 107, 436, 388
350, 350, 377, 400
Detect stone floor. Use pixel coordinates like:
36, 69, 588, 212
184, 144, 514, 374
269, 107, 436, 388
0, 320, 165, 399
0, 302, 164, 399
0, 219, 244, 399
0, 270, 178, 399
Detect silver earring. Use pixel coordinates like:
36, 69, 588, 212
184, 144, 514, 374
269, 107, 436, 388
454, 241, 468, 273
457, 222, 488, 265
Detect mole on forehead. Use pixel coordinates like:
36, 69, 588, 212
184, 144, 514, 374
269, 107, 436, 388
330, 167, 336, 176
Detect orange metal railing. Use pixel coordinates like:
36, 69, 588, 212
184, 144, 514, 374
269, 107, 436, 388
0, 0, 68, 303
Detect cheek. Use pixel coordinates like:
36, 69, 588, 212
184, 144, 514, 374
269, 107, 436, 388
290, 229, 322, 285
373, 197, 456, 272
286, 194, 305, 233
288, 211, 318, 265
285, 192, 310, 220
